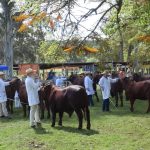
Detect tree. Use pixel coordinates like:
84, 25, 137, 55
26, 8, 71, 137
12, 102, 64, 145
0, 0, 15, 78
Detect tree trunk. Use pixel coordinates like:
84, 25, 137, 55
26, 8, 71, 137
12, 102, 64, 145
133, 46, 139, 73
116, 0, 124, 62
2, 0, 14, 78
127, 44, 133, 62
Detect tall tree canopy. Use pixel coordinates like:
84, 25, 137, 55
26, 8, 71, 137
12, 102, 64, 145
0, 0, 150, 75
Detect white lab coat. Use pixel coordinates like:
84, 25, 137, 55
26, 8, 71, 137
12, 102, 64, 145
0, 78, 9, 103
56, 77, 66, 87
98, 76, 118, 100
25, 76, 41, 106
84, 76, 95, 95
56, 78, 63, 87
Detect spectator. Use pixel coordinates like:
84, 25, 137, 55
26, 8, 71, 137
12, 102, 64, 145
0, 72, 12, 119
84, 71, 95, 106
25, 68, 41, 128
98, 70, 118, 112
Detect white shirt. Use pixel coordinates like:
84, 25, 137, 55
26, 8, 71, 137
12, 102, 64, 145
84, 75, 95, 95
56, 77, 66, 87
0, 78, 9, 103
25, 76, 41, 106
98, 76, 118, 99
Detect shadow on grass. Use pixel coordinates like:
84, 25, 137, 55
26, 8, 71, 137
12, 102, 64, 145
54, 126, 99, 136
32, 126, 53, 135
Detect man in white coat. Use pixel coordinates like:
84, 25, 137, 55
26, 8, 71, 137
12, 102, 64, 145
0, 72, 12, 118
98, 70, 118, 112
25, 68, 41, 128
84, 71, 95, 106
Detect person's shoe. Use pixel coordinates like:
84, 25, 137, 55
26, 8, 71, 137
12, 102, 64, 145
31, 125, 36, 128
5, 116, 12, 119
37, 122, 42, 127
0, 115, 5, 118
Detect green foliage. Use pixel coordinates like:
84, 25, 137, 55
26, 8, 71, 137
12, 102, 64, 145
103, 0, 150, 64
38, 40, 69, 63
13, 29, 45, 63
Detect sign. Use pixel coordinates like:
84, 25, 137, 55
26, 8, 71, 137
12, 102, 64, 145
18, 64, 39, 75
0, 65, 8, 71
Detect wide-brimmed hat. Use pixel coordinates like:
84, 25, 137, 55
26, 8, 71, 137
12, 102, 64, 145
26, 68, 36, 75
101, 70, 109, 75
0, 72, 5, 76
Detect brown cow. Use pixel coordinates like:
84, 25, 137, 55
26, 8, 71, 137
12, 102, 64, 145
132, 73, 150, 82
6, 83, 16, 114
42, 83, 91, 130
11, 78, 49, 119
121, 77, 150, 113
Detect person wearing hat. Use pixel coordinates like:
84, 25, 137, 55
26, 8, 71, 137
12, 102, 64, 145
0, 72, 12, 118
25, 68, 41, 128
98, 70, 119, 112
84, 71, 95, 106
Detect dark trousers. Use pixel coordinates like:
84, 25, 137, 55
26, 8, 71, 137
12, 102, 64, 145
88, 95, 94, 106
103, 98, 109, 111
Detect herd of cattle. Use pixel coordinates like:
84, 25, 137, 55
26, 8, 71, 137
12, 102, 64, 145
5, 72, 150, 130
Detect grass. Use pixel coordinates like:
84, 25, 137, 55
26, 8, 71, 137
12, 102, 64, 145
0, 94, 150, 150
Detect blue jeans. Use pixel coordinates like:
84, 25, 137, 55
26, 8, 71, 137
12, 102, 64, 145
103, 98, 109, 111
88, 95, 94, 106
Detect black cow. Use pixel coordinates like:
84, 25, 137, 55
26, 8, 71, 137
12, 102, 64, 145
42, 83, 91, 130
110, 72, 124, 107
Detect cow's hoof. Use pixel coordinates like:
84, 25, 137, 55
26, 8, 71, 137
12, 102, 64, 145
58, 122, 62, 126
51, 124, 55, 127
78, 126, 82, 130
130, 108, 134, 112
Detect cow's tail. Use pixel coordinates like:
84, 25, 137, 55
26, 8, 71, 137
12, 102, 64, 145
82, 107, 86, 120
82, 106, 91, 130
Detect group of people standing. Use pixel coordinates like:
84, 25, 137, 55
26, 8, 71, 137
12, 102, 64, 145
0, 66, 131, 128
0, 68, 42, 128
84, 70, 119, 112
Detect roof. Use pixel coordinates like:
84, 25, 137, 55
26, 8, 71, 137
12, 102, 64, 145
13, 61, 150, 70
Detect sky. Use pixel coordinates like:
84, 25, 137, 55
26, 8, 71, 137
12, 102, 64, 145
0, 0, 111, 40
46, 0, 110, 40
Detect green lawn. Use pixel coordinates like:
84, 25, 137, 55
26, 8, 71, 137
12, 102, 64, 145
0, 95, 150, 150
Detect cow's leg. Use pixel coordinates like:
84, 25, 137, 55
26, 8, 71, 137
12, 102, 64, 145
22, 104, 26, 117
47, 108, 51, 119
119, 92, 123, 107
130, 99, 135, 112
44, 100, 50, 119
85, 107, 91, 130
146, 99, 150, 113
10, 100, 13, 114
40, 102, 44, 119
75, 109, 83, 129
115, 93, 118, 107
6, 100, 10, 113
27, 106, 30, 117
51, 111, 56, 127
58, 111, 63, 126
